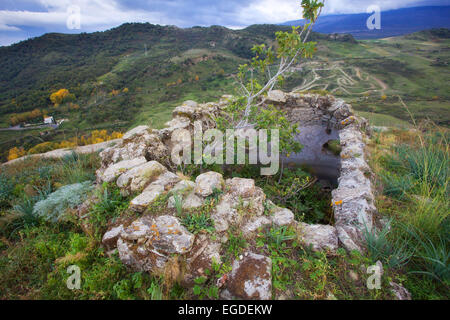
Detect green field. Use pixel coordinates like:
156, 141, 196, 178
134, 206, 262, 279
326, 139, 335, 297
284, 29, 450, 127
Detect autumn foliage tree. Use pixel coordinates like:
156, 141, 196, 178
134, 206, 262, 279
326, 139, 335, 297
7, 147, 26, 161
50, 89, 75, 106
9, 108, 43, 126
25, 130, 124, 155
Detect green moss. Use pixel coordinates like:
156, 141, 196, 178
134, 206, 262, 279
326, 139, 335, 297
324, 140, 342, 156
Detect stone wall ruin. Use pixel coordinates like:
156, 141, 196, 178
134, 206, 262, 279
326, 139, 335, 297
90, 90, 377, 299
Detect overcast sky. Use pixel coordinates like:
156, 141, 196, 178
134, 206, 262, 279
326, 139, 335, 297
0, 0, 449, 46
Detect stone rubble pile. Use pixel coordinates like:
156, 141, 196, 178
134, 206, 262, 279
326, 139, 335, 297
91, 91, 406, 299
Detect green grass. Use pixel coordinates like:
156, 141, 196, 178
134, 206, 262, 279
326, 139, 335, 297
181, 212, 215, 235
0, 151, 174, 300
356, 111, 412, 128
369, 125, 449, 298
285, 32, 450, 127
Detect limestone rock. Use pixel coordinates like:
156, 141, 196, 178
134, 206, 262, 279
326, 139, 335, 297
145, 133, 170, 163
297, 222, 339, 252
171, 127, 192, 145
122, 125, 150, 141
170, 128, 192, 163
271, 208, 294, 226
152, 171, 181, 189
165, 117, 191, 131
226, 178, 256, 198
183, 234, 222, 286
172, 101, 199, 118
211, 193, 239, 232
195, 171, 224, 197
171, 180, 196, 195
129, 184, 164, 212
182, 192, 204, 209
243, 187, 266, 217
116, 161, 167, 194
211, 186, 266, 233
102, 225, 124, 250
117, 215, 195, 272
226, 252, 272, 300
332, 123, 375, 252
183, 100, 199, 108
97, 157, 147, 183
242, 216, 271, 236
266, 90, 286, 104
390, 282, 412, 300
99, 129, 168, 167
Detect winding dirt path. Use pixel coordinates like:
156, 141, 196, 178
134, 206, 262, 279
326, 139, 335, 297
291, 61, 389, 96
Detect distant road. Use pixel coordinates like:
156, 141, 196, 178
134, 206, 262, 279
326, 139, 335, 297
0, 124, 58, 131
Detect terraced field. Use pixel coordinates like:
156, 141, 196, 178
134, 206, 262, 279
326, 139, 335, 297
284, 29, 450, 127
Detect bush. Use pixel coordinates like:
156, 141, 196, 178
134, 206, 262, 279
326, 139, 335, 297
181, 212, 215, 235
407, 225, 449, 285
12, 196, 41, 229
363, 221, 413, 269
56, 152, 98, 184
33, 182, 93, 222
257, 168, 331, 224
395, 143, 448, 192
89, 183, 130, 237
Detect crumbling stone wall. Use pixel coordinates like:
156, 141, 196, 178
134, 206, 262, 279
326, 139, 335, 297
264, 90, 376, 251
8, 90, 379, 299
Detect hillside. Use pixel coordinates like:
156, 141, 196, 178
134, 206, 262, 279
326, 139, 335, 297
282, 6, 450, 39
0, 24, 449, 162
283, 28, 450, 127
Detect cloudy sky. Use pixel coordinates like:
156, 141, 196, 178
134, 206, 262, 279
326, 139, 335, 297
0, 0, 449, 46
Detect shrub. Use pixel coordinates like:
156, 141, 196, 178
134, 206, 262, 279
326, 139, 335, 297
182, 212, 215, 234
173, 192, 183, 216
226, 229, 247, 258
12, 196, 41, 229
324, 139, 342, 156
28, 142, 56, 155
89, 183, 129, 236
407, 225, 449, 285
57, 152, 98, 184
363, 221, 413, 269
33, 182, 93, 222
259, 168, 330, 224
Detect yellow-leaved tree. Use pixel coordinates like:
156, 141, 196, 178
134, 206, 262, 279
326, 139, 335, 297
7, 147, 26, 161
50, 89, 73, 107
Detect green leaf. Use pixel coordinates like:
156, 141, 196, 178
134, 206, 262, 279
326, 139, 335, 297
194, 276, 207, 285
193, 285, 202, 295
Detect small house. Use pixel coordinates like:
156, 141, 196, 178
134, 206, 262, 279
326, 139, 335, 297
44, 116, 55, 125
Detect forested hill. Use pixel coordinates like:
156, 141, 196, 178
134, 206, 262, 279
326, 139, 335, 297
0, 23, 352, 116
0, 23, 359, 161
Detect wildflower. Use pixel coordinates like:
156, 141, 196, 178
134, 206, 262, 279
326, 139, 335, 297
332, 200, 343, 206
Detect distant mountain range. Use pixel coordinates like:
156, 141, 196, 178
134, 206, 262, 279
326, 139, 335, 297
282, 6, 450, 39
